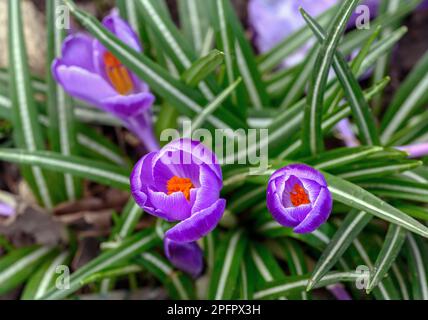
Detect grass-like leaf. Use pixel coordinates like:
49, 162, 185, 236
325, 172, 428, 238
301, 8, 380, 146
367, 225, 406, 293
208, 230, 247, 300
0, 149, 130, 190
40, 230, 160, 300
0, 246, 55, 295
308, 211, 372, 290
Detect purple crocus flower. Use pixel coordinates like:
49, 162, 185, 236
266, 164, 333, 234
52, 10, 159, 152
164, 238, 204, 278
397, 142, 428, 158
248, 0, 377, 67
130, 138, 225, 275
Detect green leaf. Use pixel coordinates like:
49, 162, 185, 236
301, 8, 380, 146
21, 250, 70, 300
381, 50, 428, 143
210, 0, 247, 111
301, 0, 361, 155
136, 252, 196, 300
208, 230, 248, 300
258, 7, 336, 72
325, 172, 428, 238
253, 271, 364, 300
351, 238, 400, 300
46, 0, 81, 201
0, 92, 128, 167
335, 160, 422, 181
0, 149, 130, 190
308, 211, 372, 290
39, 230, 160, 300
182, 50, 224, 87
0, 246, 55, 295
304, 146, 384, 171
8, 0, 56, 208
189, 78, 242, 132
283, 240, 309, 300
406, 234, 428, 300
115, 198, 144, 240
359, 177, 428, 203
220, 0, 270, 110
137, 0, 218, 100
178, 0, 211, 54
367, 225, 406, 293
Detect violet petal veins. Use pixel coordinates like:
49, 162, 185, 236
266, 164, 333, 234
52, 9, 159, 152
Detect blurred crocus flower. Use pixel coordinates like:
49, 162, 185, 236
0, 192, 15, 218
52, 10, 159, 152
397, 142, 428, 158
248, 0, 378, 67
327, 284, 352, 300
266, 164, 332, 234
130, 138, 225, 276
336, 118, 360, 147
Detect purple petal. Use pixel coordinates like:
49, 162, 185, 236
396, 143, 428, 158
130, 151, 157, 208
266, 181, 300, 227
102, 9, 141, 52
327, 284, 352, 300
190, 164, 222, 214
269, 164, 328, 188
52, 63, 116, 107
58, 34, 96, 72
165, 199, 226, 243
164, 238, 204, 278
293, 187, 333, 234
159, 139, 223, 182
147, 187, 192, 221
101, 91, 155, 118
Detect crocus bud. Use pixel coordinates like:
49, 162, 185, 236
266, 164, 333, 234
164, 238, 204, 278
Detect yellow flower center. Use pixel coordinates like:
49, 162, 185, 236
167, 176, 194, 201
290, 184, 310, 207
103, 52, 134, 95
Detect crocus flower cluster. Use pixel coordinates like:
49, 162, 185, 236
130, 139, 226, 276
266, 164, 333, 234
52, 10, 159, 152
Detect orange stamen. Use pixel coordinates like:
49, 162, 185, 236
290, 184, 310, 207
103, 52, 134, 95
167, 176, 194, 201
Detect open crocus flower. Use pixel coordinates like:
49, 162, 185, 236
266, 164, 332, 234
130, 138, 225, 275
164, 238, 204, 278
52, 10, 159, 152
